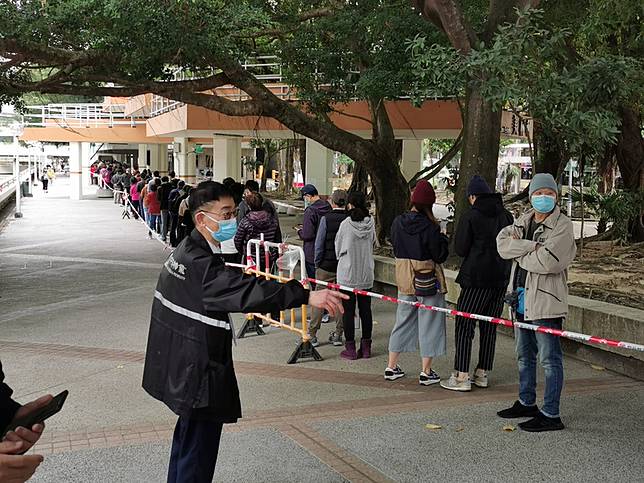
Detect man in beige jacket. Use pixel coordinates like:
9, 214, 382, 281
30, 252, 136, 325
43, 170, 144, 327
496, 173, 576, 432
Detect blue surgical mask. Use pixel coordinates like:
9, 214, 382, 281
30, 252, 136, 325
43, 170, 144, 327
304, 198, 311, 209
531, 194, 556, 214
203, 214, 237, 242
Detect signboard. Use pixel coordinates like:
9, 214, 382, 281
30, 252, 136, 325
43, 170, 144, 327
500, 111, 533, 140
194, 144, 204, 154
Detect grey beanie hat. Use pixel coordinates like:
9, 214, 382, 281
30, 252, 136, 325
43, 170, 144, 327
529, 173, 558, 197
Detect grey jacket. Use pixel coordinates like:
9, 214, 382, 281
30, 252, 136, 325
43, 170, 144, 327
497, 206, 576, 321
335, 216, 376, 289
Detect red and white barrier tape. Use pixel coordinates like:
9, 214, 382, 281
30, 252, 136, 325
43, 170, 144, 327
305, 278, 644, 353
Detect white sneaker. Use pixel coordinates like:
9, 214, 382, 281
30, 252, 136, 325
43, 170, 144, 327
440, 374, 472, 392
384, 366, 405, 381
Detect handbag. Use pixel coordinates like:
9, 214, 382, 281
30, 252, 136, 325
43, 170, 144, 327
414, 271, 438, 297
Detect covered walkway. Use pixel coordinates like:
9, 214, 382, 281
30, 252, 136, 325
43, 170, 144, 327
0, 177, 642, 482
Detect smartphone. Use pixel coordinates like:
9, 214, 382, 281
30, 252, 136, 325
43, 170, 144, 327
2, 390, 69, 437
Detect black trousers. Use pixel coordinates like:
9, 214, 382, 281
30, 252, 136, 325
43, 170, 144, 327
454, 287, 506, 373
167, 416, 224, 483
342, 291, 373, 342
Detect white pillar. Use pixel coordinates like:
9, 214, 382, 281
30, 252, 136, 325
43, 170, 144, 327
80, 143, 92, 194
69, 141, 83, 200
174, 137, 196, 184
400, 139, 423, 182
149, 144, 167, 175
26, 155, 32, 195
213, 138, 241, 182
305, 138, 333, 196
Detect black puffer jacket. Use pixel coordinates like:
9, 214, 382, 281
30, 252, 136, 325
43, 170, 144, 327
142, 229, 308, 423
454, 193, 514, 288
0, 361, 21, 433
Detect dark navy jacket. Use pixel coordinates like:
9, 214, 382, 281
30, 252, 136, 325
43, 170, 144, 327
142, 230, 308, 422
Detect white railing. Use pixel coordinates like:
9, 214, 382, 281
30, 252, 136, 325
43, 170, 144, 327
24, 103, 145, 128
149, 56, 294, 117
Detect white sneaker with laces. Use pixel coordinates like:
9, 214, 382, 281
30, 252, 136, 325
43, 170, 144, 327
472, 372, 489, 388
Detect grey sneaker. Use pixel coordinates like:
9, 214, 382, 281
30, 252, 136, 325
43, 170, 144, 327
472, 372, 489, 388
310, 336, 319, 347
440, 374, 472, 392
328, 331, 343, 346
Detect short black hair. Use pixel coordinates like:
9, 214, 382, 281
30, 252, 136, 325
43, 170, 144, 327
153, 171, 160, 178
245, 180, 260, 192
177, 180, 185, 189
161, 176, 169, 182
223, 177, 236, 187
188, 181, 234, 213
169, 171, 176, 178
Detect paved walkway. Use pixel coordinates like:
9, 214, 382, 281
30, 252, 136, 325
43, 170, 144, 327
0, 177, 642, 482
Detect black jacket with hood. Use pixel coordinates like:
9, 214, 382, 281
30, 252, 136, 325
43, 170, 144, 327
454, 193, 513, 288
142, 229, 308, 423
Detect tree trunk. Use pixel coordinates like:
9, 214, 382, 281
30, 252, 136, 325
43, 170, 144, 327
453, 84, 502, 228
367, 153, 410, 243
534, 123, 566, 179
284, 141, 294, 195
614, 105, 644, 241
349, 161, 369, 195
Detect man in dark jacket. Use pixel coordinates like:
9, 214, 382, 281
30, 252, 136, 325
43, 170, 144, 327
157, 176, 174, 242
142, 181, 346, 483
0, 361, 51, 482
309, 189, 349, 347
297, 184, 331, 278
441, 175, 513, 392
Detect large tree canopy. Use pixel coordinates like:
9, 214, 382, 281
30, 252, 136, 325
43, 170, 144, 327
0, 0, 444, 241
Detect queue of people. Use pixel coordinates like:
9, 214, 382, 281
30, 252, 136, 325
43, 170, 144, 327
0, 171, 576, 483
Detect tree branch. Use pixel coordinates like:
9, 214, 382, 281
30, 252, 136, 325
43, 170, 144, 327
414, 0, 478, 54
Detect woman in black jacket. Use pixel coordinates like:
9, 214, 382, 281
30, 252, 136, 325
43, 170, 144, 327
441, 175, 513, 392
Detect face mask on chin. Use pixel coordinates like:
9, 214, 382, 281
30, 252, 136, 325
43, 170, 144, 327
203, 213, 238, 242
531, 194, 556, 214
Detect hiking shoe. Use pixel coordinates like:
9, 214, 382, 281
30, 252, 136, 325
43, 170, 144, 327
310, 336, 319, 347
497, 400, 540, 419
440, 374, 471, 392
519, 413, 565, 432
328, 331, 343, 346
419, 369, 441, 386
472, 372, 489, 388
384, 366, 405, 381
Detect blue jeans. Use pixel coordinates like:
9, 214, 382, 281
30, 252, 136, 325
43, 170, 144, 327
167, 417, 223, 483
148, 214, 159, 232
515, 315, 564, 418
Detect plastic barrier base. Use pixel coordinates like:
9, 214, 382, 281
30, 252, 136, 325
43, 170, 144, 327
288, 340, 322, 364
237, 316, 266, 338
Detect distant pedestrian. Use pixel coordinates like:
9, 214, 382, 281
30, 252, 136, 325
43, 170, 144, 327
385, 180, 449, 386
145, 184, 161, 238
129, 176, 141, 219
309, 189, 349, 347
441, 175, 514, 392
297, 184, 331, 279
234, 192, 280, 263
158, 176, 173, 242
496, 173, 576, 432
335, 191, 376, 360
40, 172, 48, 193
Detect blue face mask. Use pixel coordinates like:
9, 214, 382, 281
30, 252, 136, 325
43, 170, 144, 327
203, 214, 237, 242
304, 197, 311, 209
531, 194, 556, 214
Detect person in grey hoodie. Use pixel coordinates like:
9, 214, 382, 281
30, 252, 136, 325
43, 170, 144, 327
335, 192, 376, 360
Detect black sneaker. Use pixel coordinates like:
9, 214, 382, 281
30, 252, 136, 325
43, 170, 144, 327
519, 413, 565, 432
419, 369, 441, 386
497, 400, 540, 419
384, 366, 405, 381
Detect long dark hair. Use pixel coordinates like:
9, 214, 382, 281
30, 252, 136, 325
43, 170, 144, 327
411, 201, 439, 225
347, 191, 370, 222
